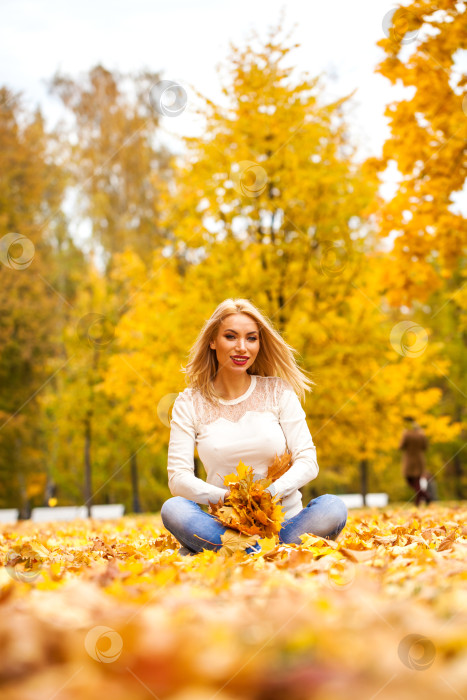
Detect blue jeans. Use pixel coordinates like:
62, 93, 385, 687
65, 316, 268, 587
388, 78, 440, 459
160, 494, 348, 555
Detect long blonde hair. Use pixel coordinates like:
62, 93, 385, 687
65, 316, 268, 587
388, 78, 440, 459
181, 298, 315, 403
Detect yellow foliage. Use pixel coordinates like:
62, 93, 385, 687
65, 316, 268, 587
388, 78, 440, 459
374, 2, 467, 303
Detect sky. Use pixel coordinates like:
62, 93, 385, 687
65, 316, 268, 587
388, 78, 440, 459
1, 0, 465, 225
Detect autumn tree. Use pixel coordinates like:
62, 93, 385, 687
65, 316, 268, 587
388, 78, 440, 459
35, 65, 182, 512
374, 0, 467, 495
374, 0, 467, 304
38, 257, 170, 514
0, 88, 68, 513
47, 64, 173, 270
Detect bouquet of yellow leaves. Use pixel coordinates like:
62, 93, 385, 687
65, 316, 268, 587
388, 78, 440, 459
207, 450, 293, 539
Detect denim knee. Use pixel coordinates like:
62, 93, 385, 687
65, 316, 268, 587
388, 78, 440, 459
160, 496, 185, 530
310, 493, 347, 524
323, 494, 348, 532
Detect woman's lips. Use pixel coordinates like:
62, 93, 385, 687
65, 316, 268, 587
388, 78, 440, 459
231, 357, 248, 365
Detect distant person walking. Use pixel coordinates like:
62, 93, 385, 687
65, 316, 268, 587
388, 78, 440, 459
399, 416, 431, 506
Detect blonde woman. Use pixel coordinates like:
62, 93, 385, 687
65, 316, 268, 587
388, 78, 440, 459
161, 298, 347, 555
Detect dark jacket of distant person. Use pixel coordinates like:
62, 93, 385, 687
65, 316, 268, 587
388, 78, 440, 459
399, 425, 428, 478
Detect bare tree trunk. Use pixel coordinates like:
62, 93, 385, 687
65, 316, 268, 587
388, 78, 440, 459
130, 451, 141, 513
454, 404, 464, 500
360, 459, 368, 507
17, 455, 31, 520
84, 414, 92, 517
453, 452, 463, 500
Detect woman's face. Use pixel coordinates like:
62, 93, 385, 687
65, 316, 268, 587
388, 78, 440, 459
209, 313, 260, 373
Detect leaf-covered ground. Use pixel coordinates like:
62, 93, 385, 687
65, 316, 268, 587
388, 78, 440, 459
1, 503, 466, 700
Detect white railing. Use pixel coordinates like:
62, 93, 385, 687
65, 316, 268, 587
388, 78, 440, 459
336, 493, 388, 508
0, 509, 19, 523
30, 504, 125, 522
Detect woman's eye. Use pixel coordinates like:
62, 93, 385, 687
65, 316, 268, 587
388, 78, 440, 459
226, 335, 257, 341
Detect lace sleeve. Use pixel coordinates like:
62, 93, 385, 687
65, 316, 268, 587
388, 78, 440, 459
273, 377, 293, 406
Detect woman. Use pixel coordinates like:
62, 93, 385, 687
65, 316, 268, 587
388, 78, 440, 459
399, 416, 431, 506
161, 298, 347, 555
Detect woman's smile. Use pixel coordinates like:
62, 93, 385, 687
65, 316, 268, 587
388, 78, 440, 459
231, 357, 248, 366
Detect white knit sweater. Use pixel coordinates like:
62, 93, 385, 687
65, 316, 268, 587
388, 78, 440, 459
167, 374, 319, 520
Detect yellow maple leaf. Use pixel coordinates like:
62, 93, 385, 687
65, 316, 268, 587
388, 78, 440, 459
256, 536, 278, 553
219, 528, 260, 556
